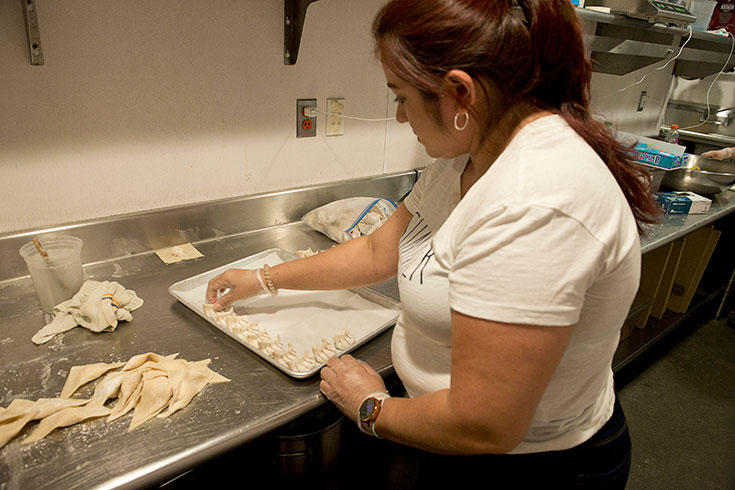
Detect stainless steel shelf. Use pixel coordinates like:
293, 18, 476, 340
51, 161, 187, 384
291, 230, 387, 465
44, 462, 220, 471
577, 7, 735, 77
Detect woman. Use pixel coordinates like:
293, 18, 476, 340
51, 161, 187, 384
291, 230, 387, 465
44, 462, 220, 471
207, 0, 659, 487
702, 147, 734, 161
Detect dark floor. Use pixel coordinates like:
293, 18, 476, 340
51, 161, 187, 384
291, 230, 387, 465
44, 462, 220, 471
617, 314, 735, 490
161, 312, 735, 489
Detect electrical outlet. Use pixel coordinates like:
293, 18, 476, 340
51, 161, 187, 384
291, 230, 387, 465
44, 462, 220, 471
637, 91, 647, 112
297, 98, 316, 138
326, 98, 345, 136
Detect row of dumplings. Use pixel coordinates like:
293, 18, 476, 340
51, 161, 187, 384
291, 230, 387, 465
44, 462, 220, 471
202, 304, 355, 373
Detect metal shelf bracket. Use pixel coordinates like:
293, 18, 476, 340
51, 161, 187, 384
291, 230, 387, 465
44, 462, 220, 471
284, 0, 318, 65
21, 0, 44, 65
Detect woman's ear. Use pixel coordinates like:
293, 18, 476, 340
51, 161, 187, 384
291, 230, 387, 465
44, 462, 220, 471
444, 69, 476, 107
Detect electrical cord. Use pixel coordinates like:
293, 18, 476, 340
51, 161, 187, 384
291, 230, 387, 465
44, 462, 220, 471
303, 106, 395, 122
597, 25, 694, 100
679, 31, 735, 131
622, 25, 694, 93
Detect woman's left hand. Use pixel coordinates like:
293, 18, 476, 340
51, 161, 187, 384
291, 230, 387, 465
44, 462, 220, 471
319, 355, 386, 423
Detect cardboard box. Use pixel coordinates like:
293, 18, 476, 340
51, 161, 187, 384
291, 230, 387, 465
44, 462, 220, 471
650, 239, 685, 319
667, 226, 721, 313
623, 291, 653, 339
633, 146, 684, 170
635, 244, 677, 329
655, 191, 712, 215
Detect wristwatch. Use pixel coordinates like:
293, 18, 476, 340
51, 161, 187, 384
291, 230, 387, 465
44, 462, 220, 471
358, 392, 390, 438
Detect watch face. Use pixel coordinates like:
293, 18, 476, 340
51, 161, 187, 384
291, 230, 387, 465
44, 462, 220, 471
359, 398, 377, 422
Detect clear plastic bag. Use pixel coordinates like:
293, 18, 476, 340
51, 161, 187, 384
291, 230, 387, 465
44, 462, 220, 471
302, 197, 398, 243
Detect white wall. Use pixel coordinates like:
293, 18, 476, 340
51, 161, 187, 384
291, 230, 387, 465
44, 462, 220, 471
0, 0, 429, 234
672, 73, 735, 109
590, 65, 675, 137
1, 1, 684, 235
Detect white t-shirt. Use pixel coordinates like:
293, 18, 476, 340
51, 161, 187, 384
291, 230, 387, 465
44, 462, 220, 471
392, 115, 640, 454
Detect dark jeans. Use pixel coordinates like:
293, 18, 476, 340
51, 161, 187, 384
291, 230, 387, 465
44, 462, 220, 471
412, 396, 631, 489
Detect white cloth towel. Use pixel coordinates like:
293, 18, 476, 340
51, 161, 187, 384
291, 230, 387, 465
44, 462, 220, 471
32, 280, 144, 345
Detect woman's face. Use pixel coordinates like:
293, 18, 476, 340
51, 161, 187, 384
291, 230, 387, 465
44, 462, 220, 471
383, 64, 472, 159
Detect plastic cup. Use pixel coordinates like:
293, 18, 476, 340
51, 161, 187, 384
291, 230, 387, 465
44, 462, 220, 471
19, 236, 84, 313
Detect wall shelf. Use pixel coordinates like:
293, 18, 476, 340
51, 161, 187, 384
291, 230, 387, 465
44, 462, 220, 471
284, 0, 319, 65
20, 0, 44, 65
577, 8, 735, 78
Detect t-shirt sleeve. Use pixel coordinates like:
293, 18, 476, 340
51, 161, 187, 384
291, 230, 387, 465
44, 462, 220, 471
437, 203, 606, 326
403, 160, 437, 215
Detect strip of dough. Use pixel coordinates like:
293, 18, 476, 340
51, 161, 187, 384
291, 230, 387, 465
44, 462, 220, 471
0, 399, 36, 424
107, 370, 142, 421
22, 406, 111, 444
122, 352, 177, 372
108, 376, 144, 422
0, 398, 92, 448
60, 362, 125, 398
0, 411, 38, 448
86, 371, 128, 407
158, 359, 214, 419
30, 398, 89, 420
128, 372, 172, 431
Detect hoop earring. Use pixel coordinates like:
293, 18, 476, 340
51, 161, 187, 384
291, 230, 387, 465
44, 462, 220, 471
453, 111, 469, 131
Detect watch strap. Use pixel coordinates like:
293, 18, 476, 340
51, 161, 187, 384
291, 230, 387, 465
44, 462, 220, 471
357, 391, 390, 438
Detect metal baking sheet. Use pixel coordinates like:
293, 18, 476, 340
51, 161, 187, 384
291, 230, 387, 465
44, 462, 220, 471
169, 248, 400, 378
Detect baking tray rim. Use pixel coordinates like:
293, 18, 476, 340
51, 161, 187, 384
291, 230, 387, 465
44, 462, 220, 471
168, 248, 400, 379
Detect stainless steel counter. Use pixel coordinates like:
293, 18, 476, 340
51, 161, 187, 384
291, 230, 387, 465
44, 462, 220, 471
1, 174, 734, 490
0, 174, 413, 490
641, 190, 735, 253
0, 223, 399, 490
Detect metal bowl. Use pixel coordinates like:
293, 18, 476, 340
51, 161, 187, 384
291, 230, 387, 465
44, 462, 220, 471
662, 154, 735, 195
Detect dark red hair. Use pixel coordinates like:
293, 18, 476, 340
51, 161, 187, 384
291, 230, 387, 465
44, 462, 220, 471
373, 0, 660, 228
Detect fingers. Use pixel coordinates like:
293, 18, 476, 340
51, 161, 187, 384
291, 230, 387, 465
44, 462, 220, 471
213, 291, 236, 311
205, 273, 230, 305
319, 380, 332, 400
320, 365, 334, 380
205, 269, 261, 311
326, 354, 353, 368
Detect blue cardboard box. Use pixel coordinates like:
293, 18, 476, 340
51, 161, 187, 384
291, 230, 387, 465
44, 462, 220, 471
633, 143, 684, 170
655, 191, 712, 215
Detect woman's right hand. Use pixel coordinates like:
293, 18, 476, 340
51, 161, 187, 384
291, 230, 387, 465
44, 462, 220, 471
205, 268, 263, 311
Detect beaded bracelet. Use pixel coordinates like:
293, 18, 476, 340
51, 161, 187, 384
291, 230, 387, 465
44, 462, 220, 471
262, 264, 278, 295
255, 268, 271, 295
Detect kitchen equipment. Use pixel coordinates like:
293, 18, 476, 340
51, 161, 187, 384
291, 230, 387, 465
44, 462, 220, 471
19, 235, 84, 313
271, 403, 345, 480
584, 0, 696, 26
661, 153, 735, 194
169, 248, 400, 378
